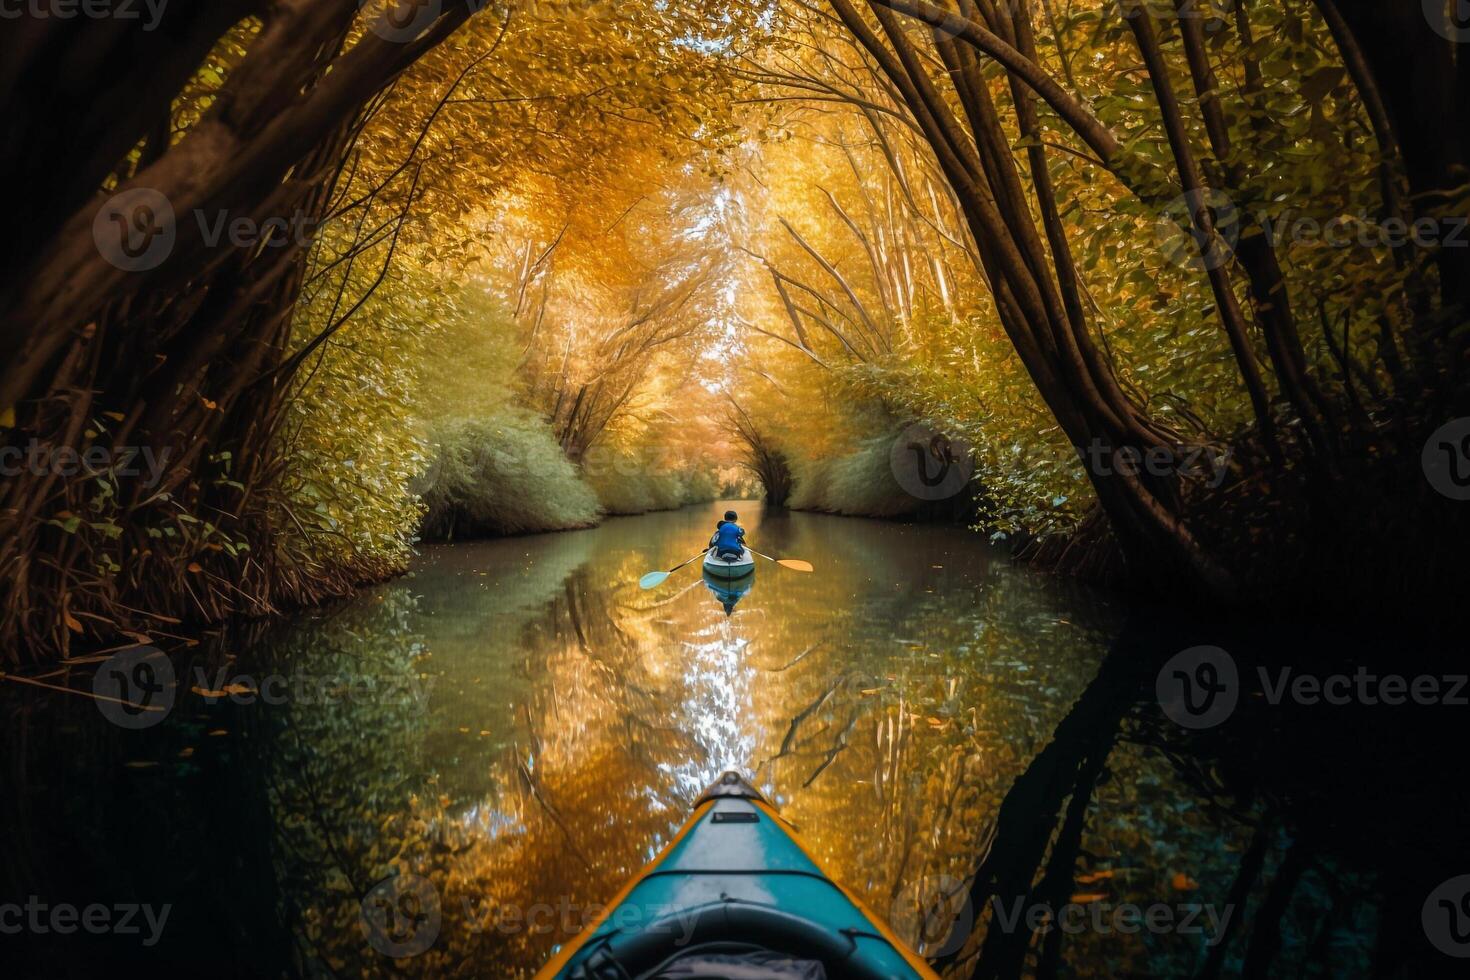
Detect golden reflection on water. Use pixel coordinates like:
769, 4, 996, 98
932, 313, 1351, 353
256, 503, 1123, 976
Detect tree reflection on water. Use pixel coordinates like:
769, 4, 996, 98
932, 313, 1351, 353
2, 505, 1463, 977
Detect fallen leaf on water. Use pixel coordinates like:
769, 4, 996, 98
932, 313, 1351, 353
125, 761, 158, 769
208, 729, 228, 736
178, 748, 194, 759
1076, 869, 1115, 884
1172, 872, 1199, 891
1070, 892, 1108, 904
193, 683, 254, 698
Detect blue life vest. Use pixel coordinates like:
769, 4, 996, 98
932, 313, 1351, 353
714, 522, 744, 554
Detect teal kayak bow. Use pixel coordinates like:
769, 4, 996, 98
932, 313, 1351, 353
535, 771, 939, 979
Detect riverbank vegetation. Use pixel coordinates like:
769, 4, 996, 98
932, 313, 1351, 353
2, 0, 1466, 663
725, 0, 1468, 604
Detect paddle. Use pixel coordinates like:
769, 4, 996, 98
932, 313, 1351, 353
749, 548, 814, 573
639, 549, 708, 590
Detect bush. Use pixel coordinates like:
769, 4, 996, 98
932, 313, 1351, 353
277, 263, 428, 577
683, 467, 720, 503
788, 433, 918, 518
419, 411, 601, 538
584, 445, 721, 515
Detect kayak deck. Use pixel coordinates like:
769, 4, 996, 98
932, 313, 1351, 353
537, 773, 938, 979
702, 547, 755, 579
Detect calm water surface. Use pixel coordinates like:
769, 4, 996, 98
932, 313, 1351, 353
2, 502, 1461, 977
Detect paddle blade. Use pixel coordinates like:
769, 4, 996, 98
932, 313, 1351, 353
777, 559, 814, 572
639, 571, 671, 590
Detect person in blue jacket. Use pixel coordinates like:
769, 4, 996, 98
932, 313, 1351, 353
710, 509, 746, 558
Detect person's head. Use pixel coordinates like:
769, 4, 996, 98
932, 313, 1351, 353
724, 510, 738, 522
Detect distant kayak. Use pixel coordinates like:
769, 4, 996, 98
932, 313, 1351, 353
702, 547, 755, 579
535, 771, 939, 979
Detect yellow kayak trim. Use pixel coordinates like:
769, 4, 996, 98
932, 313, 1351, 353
752, 798, 941, 980
532, 798, 715, 980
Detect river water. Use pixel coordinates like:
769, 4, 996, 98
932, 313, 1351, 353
2, 502, 1463, 977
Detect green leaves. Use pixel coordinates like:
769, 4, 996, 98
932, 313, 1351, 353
1297, 67, 1345, 105
48, 514, 83, 534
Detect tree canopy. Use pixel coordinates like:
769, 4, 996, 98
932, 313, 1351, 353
1, 0, 1465, 661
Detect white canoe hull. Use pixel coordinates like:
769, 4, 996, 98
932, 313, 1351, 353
702, 547, 755, 579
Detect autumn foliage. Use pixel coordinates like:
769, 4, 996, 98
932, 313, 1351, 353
1, 0, 1466, 663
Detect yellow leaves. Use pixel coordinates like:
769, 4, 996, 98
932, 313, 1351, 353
192, 682, 255, 698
